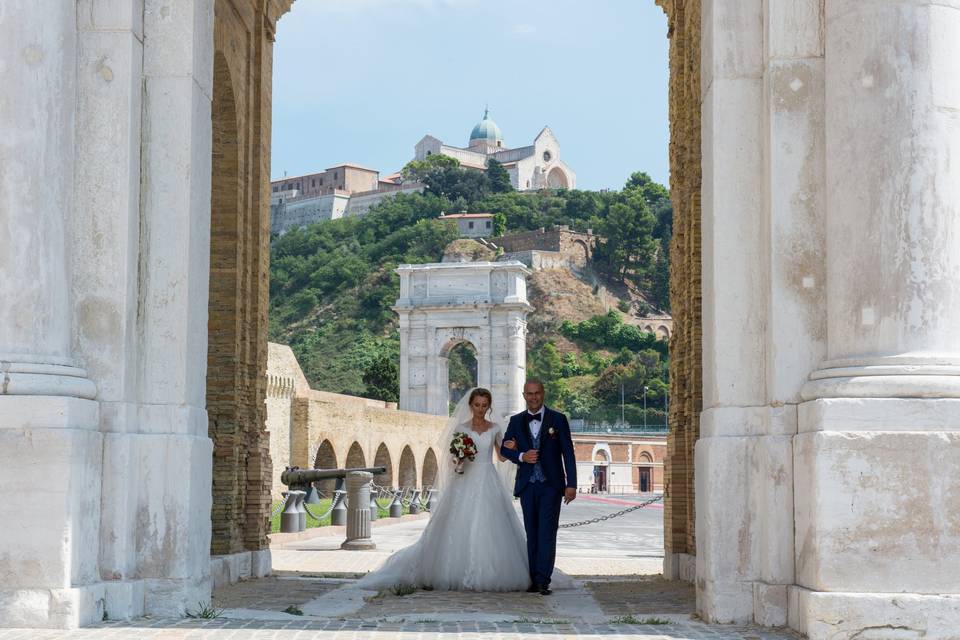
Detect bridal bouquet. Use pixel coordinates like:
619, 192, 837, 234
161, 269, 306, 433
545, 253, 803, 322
449, 431, 478, 475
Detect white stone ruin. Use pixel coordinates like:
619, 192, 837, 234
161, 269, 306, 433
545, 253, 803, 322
394, 261, 532, 419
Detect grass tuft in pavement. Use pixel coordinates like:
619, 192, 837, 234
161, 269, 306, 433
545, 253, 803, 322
610, 614, 671, 624
186, 602, 223, 619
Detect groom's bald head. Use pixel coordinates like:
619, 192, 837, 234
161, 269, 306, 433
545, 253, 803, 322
523, 379, 545, 412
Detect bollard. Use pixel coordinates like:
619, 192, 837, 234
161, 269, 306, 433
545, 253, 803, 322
341, 471, 376, 550
304, 484, 322, 505
425, 488, 438, 512
369, 492, 379, 521
280, 491, 301, 533
330, 490, 347, 526
408, 489, 421, 515
293, 490, 307, 532
389, 491, 403, 518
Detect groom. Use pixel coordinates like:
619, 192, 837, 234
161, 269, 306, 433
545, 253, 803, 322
500, 379, 577, 595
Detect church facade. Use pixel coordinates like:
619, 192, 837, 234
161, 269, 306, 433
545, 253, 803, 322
414, 109, 576, 191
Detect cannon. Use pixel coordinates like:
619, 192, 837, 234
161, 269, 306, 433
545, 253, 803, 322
280, 465, 387, 493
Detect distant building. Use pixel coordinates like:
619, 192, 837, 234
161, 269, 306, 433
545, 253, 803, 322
269, 163, 424, 234
438, 212, 495, 238
414, 108, 576, 191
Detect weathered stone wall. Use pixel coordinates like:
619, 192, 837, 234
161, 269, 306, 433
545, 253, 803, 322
266, 343, 448, 499
207, 0, 292, 558
495, 227, 595, 266
656, 0, 701, 575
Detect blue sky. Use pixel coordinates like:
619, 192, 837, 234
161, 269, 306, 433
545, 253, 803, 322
271, 0, 670, 191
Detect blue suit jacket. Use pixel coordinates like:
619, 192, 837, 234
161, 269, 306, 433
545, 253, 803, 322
499, 407, 577, 497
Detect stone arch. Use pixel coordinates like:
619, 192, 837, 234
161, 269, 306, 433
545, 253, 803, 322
638, 450, 654, 464
444, 339, 478, 409
422, 448, 439, 488
644, 324, 655, 333
374, 442, 394, 488
547, 166, 570, 189
313, 439, 338, 494
593, 446, 610, 464
656, 325, 671, 340
569, 239, 590, 267
395, 262, 532, 419
206, 49, 256, 557
345, 441, 366, 468
399, 445, 418, 489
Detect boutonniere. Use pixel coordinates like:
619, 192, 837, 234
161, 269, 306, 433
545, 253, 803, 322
547, 427, 558, 438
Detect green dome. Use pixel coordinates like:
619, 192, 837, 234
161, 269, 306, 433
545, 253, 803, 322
469, 108, 502, 143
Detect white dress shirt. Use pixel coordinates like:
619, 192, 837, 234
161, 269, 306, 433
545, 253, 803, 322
522, 408, 545, 463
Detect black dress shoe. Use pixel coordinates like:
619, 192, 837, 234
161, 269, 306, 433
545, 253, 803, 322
526, 583, 539, 593
539, 585, 552, 596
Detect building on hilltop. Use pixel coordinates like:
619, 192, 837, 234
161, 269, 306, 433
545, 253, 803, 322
437, 212, 495, 238
414, 108, 576, 191
269, 162, 424, 234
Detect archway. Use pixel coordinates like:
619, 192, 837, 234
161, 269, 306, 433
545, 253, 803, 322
313, 440, 338, 494
345, 442, 366, 469
374, 443, 394, 489
422, 448, 439, 489
398, 446, 418, 490
446, 340, 478, 411
546, 166, 570, 189
395, 262, 533, 418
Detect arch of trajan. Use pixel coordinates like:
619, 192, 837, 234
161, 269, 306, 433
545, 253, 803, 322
2, 1, 959, 637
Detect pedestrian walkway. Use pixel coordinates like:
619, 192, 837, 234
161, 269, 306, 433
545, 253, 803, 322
0, 497, 800, 639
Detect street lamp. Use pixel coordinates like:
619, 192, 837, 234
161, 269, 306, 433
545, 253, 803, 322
643, 386, 649, 430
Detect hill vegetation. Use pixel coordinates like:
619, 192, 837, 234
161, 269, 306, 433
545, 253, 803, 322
269, 157, 671, 426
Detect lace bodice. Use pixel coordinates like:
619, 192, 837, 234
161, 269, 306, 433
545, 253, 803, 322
463, 423, 500, 466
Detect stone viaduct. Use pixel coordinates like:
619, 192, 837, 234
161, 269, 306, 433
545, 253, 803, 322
2, 1, 959, 638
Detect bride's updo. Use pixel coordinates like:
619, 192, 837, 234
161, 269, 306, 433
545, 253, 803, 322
468, 388, 493, 416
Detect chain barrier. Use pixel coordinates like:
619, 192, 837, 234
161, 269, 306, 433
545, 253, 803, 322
302, 491, 339, 522
558, 494, 663, 529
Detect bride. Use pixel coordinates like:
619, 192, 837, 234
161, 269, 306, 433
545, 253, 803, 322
354, 387, 531, 591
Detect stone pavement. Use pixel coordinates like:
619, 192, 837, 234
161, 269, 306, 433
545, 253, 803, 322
0, 496, 801, 639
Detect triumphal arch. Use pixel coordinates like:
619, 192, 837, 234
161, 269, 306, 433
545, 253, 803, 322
1, 0, 959, 637
394, 262, 532, 419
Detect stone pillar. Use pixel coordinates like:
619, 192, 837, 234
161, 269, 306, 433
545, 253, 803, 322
341, 472, 376, 550
793, 2, 960, 637
0, 1, 102, 628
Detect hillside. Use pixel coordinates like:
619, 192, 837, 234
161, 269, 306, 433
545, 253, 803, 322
269, 168, 671, 426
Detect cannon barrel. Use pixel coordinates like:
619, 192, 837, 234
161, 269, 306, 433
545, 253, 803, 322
281, 466, 387, 487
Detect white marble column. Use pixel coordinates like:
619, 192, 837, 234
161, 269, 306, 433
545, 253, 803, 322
0, 1, 101, 628
341, 471, 376, 550
793, 2, 960, 637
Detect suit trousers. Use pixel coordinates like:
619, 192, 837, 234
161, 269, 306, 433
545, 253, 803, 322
519, 480, 563, 586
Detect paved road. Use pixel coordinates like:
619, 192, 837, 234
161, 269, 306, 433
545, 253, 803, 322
273, 492, 665, 577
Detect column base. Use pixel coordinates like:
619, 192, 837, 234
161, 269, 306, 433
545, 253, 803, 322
789, 586, 960, 640
0, 582, 132, 629
210, 550, 272, 590
341, 538, 376, 550
663, 552, 696, 583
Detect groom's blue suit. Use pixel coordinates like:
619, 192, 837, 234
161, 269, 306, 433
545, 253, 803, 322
500, 406, 577, 588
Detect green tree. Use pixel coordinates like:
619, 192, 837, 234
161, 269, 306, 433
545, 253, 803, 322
400, 154, 460, 183
363, 352, 399, 402
486, 158, 513, 193
492, 212, 507, 237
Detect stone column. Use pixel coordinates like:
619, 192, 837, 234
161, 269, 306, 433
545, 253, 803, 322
0, 1, 102, 629
794, 2, 960, 637
341, 472, 376, 550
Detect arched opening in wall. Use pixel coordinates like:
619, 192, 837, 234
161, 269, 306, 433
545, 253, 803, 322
207, 49, 251, 557
570, 240, 590, 268
346, 442, 366, 469
398, 446, 418, 490
547, 167, 569, 189
656, 325, 670, 340
445, 341, 477, 413
374, 443, 394, 489
593, 448, 610, 493
422, 448, 438, 489
313, 439, 339, 494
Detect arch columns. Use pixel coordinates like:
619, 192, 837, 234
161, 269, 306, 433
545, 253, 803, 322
395, 262, 532, 420
0, 2, 102, 628
791, 2, 960, 636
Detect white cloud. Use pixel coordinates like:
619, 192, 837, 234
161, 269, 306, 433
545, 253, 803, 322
511, 24, 536, 35
316, 0, 481, 12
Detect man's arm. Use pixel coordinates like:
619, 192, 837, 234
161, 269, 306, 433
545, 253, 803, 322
558, 413, 577, 489
500, 419, 522, 465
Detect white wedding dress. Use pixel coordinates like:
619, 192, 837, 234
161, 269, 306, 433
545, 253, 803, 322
355, 421, 531, 592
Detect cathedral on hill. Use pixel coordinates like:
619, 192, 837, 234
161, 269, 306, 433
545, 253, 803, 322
413, 109, 576, 191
